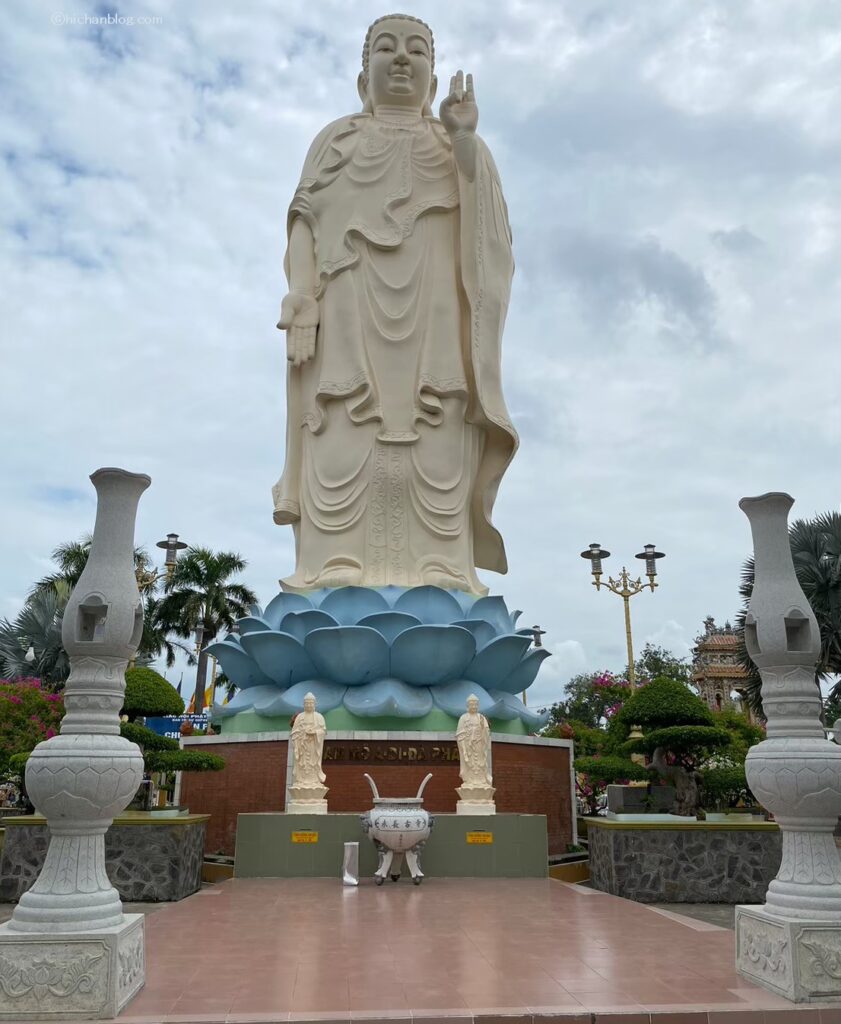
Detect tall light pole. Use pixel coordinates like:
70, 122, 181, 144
580, 542, 665, 686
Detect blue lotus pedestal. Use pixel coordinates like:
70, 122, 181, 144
207, 586, 552, 734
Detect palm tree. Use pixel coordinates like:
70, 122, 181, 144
154, 548, 257, 713
31, 536, 154, 598
736, 511, 841, 719
0, 582, 71, 686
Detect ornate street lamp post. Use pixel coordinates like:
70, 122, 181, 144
580, 542, 665, 687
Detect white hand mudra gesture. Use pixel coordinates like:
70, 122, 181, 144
439, 70, 478, 135
278, 292, 319, 367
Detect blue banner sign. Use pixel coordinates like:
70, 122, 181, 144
143, 714, 209, 740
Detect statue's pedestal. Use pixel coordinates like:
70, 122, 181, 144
736, 904, 841, 1002
0, 914, 144, 1020
457, 785, 496, 815
287, 784, 328, 815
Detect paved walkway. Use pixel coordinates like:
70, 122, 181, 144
102, 877, 838, 1023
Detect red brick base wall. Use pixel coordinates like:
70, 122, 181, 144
180, 736, 572, 857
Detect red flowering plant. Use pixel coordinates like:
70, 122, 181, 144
0, 678, 65, 780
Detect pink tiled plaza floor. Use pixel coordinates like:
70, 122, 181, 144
119, 878, 840, 1024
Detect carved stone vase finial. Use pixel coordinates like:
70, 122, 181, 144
735, 492, 841, 1003
0, 468, 149, 1020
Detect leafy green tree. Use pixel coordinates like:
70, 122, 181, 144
0, 679, 64, 779
544, 671, 631, 730
155, 548, 256, 713
737, 511, 841, 718
0, 584, 71, 686
629, 642, 691, 686
123, 666, 184, 721
613, 678, 730, 816
572, 754, 648, 815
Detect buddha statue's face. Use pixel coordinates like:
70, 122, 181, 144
467, 696, 479, 714
363, 17, 435, 112
303, 695, 316, 712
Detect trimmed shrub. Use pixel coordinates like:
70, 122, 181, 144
122, 666, 184, 720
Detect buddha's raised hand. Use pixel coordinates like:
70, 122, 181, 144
278, 292, 319, 366
439, 70, 478, 135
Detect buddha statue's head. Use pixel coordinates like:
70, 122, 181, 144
467, 694, 480, 714
303, 692, 316, 713
359, 13, 436, 116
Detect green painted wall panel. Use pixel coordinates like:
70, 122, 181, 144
234, 812, 547, 879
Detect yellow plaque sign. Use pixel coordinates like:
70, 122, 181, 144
291, 831, 319, 844
466, 831, 493, 844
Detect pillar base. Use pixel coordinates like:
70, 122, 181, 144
736, 904, 841, 1002
457, 801, 496, 815
0, 913, 144, 1019
287, 800, 328, 815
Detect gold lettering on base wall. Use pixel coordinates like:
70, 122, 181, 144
466, 831, 493, 844
291, 831, 319, 843
322, 742, 459, 764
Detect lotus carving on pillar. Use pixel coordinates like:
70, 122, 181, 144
206, 586, 550, 729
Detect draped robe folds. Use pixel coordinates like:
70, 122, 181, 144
273, 112, 518, 595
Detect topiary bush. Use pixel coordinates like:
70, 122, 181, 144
613, 677, 730, 816
119, 721, 224, 773
122, 666, 184, 721
573, 754, 649, 815
700, 763, 754, 812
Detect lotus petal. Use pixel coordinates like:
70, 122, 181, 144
487, 689, 549, 729
375, 585, 406, 609
249, 603, 263, 617
484, 689, 523, 721
451, 619, 496, 649
466, 634, 533, 688
319, 587, 389, 625
262, 592, 315, 629
205, 640, 275, 690
279, 610, 340, 643
431, 680, 494, 717
494, 647, 552, 694
236, 615, 272, 636
511, 609, 523, 628
450, 590, 480, 615
468, 595, 514, 635
394, 586, 463, 624
252, 679, 347, 717
343, 679, 433, 718
239, 631, 316, 686
209, 684, 277, 719
304, 625, 390, 684
357, 611, 421, 643
390, 625, 476, 685
302, 588, 331, 609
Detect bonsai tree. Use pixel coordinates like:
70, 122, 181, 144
122, 665, 185, 721
120, 666, 223, 807
573, 753, 648, 815
612, 677, 730, 816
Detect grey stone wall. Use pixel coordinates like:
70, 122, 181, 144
0, 820, 206, 903
588, 823, 782, 903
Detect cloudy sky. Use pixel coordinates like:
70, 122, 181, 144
1, 0, 838, 708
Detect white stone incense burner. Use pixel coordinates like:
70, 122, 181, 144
735, 492, 841, 1002
360, 773, 434, 885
